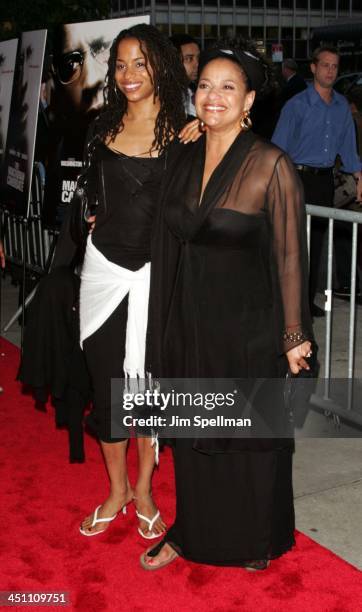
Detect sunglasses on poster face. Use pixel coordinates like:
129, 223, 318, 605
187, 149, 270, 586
55, 39, 111, 85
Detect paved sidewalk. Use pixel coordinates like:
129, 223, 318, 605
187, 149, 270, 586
293, 292, 362, 569
1, 276, 361, 569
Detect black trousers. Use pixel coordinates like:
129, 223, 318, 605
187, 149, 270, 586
83, 297, 128, 443
298, 169, 334, 306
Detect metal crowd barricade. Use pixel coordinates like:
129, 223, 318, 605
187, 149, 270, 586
1, 163, 56, 274
306, 203, 362, 427
1, 185, 361, 426
1, 163, 58, 335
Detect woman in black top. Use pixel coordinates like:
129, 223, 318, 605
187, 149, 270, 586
141, 48, 314, 569
79, 25, 188, 537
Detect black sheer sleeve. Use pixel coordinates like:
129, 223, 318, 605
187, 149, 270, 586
146, 140, 184, 376
267, 153, 313, 353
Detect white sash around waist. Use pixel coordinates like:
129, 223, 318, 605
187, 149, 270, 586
79, 235, 150, 379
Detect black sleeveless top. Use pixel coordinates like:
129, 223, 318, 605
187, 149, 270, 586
91, 141, 165, 270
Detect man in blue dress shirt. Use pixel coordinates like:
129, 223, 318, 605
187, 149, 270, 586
272, 46, 362, 318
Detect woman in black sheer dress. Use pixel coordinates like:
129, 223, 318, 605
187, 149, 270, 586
141, 48, 314, 570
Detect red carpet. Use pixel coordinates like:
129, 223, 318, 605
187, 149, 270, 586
1, 336, 361, 612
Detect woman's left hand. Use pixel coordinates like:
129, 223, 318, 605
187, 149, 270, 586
286, 341, 312, 375
87, 215, 96, 233
179, 118, 204, 144
0, 240, 5, 269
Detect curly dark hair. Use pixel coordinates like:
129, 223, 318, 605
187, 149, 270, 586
95, 24, 188, 153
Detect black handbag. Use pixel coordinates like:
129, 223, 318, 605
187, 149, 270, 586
69, 135, 99, 246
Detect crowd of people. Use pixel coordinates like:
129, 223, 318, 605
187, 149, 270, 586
2, 21, 362, 572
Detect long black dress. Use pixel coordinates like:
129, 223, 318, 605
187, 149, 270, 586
147, 130, 313, 565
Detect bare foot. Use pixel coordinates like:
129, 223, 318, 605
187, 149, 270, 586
80, 487, 134, 535
141, 542, 178, 569
133, 491, 166, 537
244, 559, 270, 571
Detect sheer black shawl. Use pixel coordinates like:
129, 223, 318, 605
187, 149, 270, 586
146, 130, 313, 379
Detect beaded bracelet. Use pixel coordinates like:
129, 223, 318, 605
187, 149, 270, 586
283, 330, 306, 344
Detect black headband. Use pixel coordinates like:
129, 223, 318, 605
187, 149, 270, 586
198, 48, 267, 93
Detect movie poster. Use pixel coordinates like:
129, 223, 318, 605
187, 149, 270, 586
42, 15, 149, 229
1, 30, 47, 217
0, 38, 18, 173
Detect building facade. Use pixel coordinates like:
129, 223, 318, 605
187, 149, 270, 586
110, 1, 362, 60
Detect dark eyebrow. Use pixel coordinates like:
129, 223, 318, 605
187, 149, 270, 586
116, 56, 145, 62
89, 37, 109, 53
199, 76, 238, 84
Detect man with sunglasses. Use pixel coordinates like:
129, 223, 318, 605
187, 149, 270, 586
43, 20, 129, 229
52, 22, 117, 119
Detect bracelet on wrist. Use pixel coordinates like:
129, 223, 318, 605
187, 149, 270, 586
283, 330, 306, 344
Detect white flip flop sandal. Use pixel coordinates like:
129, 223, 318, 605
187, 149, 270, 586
79, 504, 126, 537
136, 509, 165, 540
